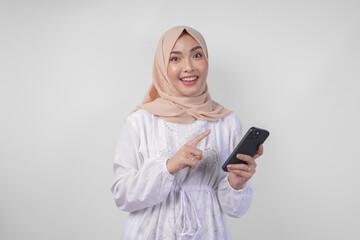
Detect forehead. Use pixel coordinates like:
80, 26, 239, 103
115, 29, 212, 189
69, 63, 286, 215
172, 34, 201, 51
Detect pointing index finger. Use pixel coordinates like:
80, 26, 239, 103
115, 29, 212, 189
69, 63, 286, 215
187, 129, 211, 147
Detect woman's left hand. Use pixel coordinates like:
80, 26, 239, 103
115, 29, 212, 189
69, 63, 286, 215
227, 145, 264, 190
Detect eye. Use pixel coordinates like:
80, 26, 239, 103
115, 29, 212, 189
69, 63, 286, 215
193, 53, 202, 58
170, 56, 180, 62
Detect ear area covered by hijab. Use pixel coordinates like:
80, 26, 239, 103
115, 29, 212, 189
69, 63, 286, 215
134, 25, 231, 123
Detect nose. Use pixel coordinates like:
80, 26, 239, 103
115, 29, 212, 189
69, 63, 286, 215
184, 58, 194, 72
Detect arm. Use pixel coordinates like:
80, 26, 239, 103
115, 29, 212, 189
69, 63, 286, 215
216, 114, 254, 218
111, 117, 174, 212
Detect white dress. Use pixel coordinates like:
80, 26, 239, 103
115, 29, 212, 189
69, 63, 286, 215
111, 109, 253, 240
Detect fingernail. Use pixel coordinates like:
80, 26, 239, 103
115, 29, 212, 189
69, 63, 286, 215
237, 154, 242, 159
227, 165, 232, 170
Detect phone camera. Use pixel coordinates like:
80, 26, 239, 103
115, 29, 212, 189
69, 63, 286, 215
250, 130, 259, 139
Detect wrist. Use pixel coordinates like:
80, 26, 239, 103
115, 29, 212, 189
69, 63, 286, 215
227, 176, 245, 190
231, 183, 245, 190
166, 158, 178, 175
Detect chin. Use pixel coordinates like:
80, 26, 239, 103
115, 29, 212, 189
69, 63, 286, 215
181, 90, 199, 97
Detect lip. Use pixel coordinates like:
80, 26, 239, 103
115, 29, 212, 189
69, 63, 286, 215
179, 75, 198, 86
181, 78, 198, 86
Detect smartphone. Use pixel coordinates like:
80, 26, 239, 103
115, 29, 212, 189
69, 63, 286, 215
222, 127, 269, 172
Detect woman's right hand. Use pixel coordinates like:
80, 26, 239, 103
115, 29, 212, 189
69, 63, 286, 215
166, 129, 211, 175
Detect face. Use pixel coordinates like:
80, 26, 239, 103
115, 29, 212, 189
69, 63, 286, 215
167, 34, 208, 97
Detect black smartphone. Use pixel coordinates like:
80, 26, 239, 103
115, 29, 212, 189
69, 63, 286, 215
222, 127, 270, 172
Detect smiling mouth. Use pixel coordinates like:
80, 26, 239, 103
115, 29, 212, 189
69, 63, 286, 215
180, 76, 198, 82
179, 75, 199, 86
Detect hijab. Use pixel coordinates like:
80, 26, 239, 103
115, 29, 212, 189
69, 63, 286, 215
134, 25, 231, 123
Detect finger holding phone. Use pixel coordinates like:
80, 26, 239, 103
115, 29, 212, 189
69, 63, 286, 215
166, 129, 211, 175
222, 127, 269, 190
227, 144, 264, 190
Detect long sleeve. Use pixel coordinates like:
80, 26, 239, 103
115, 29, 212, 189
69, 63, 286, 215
216, 114, 254, 218
111, 115, 174, 212
217, 176, 253, 217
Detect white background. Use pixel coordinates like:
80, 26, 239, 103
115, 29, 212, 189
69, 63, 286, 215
1, 0, 360, 239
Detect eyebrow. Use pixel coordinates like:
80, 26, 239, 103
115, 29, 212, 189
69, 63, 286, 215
190, 46, 202, 52
170, 46, 202, 55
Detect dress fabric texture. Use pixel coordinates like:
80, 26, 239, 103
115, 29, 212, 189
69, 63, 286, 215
111, 109, 253, 240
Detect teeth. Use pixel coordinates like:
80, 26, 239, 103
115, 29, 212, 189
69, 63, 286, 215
181, 77, 198, 81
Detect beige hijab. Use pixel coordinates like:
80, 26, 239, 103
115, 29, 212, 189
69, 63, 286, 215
134, 25, 231, 123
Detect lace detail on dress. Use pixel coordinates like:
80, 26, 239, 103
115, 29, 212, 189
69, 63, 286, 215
157, 118, 220, 185
196, 147, 218, 169
152, 117, 223, 238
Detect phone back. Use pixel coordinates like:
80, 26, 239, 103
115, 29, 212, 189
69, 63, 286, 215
222, 127, 269, 172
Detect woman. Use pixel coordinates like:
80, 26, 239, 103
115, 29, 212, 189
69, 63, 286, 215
111, 25, 263, 239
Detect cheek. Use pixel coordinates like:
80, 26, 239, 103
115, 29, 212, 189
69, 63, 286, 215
198, 63, 208, 77
167, 65, 180, 82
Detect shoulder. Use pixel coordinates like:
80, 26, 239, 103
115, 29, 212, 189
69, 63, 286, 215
127, 108, 154, 121
216, 112, 242, 130
125, 109, 157, 129
210, 112, 242, 139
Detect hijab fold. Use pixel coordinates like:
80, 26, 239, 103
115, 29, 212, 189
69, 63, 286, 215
134, 26, 231, 123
